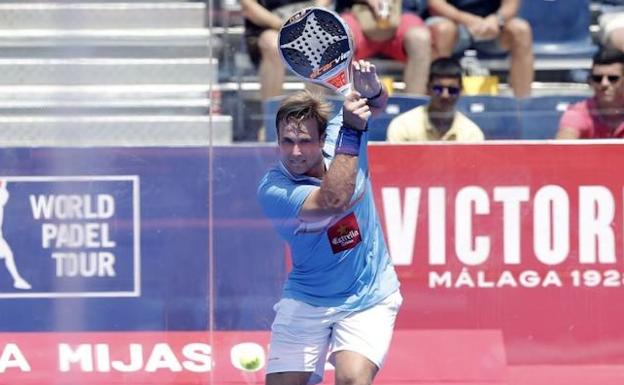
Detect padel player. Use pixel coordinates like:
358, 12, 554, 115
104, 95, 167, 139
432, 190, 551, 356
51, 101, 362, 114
257, 60, 401, 385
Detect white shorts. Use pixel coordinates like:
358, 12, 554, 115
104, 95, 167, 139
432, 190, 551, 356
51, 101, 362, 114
266, 290, 403, 385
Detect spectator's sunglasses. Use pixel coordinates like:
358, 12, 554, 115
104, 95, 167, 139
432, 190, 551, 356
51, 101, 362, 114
589, 74, 621, 84
431, 84, 461, 96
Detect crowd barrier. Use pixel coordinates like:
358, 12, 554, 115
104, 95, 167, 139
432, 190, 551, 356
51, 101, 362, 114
0, 143, 623, 384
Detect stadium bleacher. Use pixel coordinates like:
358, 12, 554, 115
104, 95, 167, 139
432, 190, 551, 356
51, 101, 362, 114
368, 95, 429, 141
0, 0, 229, 146
518, 95, 588, 140
4, 0, 603, 143
456, 95, 521, 140
521, 0, 598, 63
266, 93, 596, 141
217, 0, 610, 142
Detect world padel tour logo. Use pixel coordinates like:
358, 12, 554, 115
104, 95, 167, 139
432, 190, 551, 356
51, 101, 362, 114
0, 176, 140, 298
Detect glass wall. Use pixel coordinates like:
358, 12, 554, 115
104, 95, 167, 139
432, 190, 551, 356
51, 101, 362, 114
0, 1, 216, 384
1, 1, 624, 385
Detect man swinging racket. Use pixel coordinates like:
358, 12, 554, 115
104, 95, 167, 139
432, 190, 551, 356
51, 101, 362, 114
257, 9, 402, 385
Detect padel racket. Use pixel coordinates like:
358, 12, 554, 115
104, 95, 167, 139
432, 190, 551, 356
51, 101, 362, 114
279, 7, 353, 96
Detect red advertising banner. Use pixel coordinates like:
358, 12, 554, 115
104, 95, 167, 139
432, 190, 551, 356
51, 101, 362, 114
0, 330, 508, 385
0, 331, 267, 385
3, 143, 624, 385
368, 143, 624, 382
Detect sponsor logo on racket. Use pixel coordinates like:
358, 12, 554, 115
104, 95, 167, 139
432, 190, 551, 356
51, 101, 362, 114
279, 7, 353, 95
286, 9, 307, 24
310, 51, 351, 79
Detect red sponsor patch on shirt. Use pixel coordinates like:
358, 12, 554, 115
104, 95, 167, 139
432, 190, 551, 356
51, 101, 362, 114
327, 212, 362, 254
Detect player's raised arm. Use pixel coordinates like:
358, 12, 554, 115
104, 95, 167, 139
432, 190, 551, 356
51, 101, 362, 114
299, 91, 370, 221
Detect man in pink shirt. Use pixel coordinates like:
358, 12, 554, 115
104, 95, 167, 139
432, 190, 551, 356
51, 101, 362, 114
557, 48, 624, 139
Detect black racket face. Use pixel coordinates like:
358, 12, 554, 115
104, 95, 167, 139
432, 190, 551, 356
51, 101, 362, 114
279, 7, 353, 82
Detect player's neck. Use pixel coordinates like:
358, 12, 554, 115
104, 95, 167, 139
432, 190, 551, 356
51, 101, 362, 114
305, 160, 326, 179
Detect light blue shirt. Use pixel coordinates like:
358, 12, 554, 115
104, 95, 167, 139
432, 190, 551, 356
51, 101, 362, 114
257, 111, 399, 311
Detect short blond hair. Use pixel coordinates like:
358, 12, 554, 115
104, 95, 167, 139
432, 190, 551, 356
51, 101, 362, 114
275, 90, 332, 139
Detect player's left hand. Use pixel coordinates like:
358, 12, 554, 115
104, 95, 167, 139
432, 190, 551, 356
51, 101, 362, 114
352, 60, 382, 99
343, 91, 371, 131
351, 59, 388, 115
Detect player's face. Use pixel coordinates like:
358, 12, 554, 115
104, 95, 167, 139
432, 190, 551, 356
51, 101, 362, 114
278, 118, 325, 178
590, 63, 624, 107
428, 76, 461, 112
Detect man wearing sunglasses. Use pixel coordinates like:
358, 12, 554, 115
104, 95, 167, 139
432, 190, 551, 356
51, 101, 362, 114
387, 57, 484, 141
557, 48, 624, 139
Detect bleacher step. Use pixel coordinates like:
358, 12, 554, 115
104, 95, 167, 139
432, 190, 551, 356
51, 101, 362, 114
0, 115, 232, 146
0, 58, 218, 85
0, 84, 212, 98
0, 2, 206, 29
0, 28, 216, 47
0, 98, 210, 115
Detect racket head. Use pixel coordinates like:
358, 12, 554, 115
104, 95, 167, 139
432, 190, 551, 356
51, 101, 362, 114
279, 7, 353, 96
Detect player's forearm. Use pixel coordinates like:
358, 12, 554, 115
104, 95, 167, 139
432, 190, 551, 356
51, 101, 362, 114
315, 92, 369, 213
319, 154, 359, 212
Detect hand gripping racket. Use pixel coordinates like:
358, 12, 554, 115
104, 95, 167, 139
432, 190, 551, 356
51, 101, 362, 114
279, 7, 354, 96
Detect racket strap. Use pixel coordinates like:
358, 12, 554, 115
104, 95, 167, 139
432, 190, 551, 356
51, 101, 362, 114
369, 86, 384, 100
335, 126, 363, 156
367, 85, 388, 109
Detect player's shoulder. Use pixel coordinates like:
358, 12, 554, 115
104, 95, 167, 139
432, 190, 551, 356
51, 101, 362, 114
258, 165, 284, 189
257, 164, 301, 197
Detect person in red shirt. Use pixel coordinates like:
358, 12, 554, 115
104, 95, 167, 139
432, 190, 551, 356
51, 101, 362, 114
557, 48, 624, 139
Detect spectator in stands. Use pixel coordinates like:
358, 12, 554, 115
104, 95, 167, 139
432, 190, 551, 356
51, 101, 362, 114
556, 48, 624, 139
387, 57, 484, 141
427, 0, 534, 97
335, 0, 432, 94
241, 0, 330, 102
